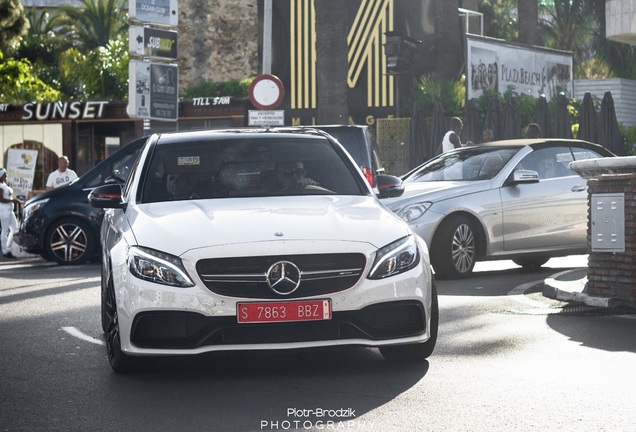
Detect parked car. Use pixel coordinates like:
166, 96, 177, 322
16, 137, 147, 265
381, 139, 614, 279
308, 125, 384, 188
88, 127, 436, 372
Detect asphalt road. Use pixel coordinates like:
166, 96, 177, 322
1, 255, 635, 432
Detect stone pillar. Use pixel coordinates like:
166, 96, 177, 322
571, 157, 636, 301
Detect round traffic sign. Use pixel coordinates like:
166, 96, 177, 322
248, 74, 285, 110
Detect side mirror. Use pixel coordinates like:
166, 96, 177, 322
89, 184, 126, 209
376, 174, 405, 198
510, 169, 540, 184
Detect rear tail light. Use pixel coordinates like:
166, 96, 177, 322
361, 166, 374, 187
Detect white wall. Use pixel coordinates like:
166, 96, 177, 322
574, 78, 636, 128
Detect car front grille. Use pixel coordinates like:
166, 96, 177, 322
195, 253, 366, 299
130, 301, 427, 349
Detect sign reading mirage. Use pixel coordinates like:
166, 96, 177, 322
467, 35, 573, 101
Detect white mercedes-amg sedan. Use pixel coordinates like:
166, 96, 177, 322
89, 128, 437, 373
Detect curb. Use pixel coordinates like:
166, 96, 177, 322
542, 268, 633, 309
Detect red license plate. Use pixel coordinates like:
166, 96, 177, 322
237, 299, 332, 324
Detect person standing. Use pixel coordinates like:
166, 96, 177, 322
526, 123, 541, 138
442, 117, 464, 152
482, 129, 494, 143
46, 155, 78, 191
0, 168, 23, 259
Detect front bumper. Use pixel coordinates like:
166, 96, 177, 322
130, 300, 427, 349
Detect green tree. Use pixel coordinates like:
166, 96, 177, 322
0, 52, 61, 102
478, 0, 517, 41
539, 0, 597, 64
52, 0, 127, 53
0, 0, 29, 53
58, 36, 129, 100
14, 8, 71, 94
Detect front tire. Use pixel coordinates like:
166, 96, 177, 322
380, 280, 438, 361
104, 278, 138, 373
431, 215, 478, 279
44, 218, 95, 265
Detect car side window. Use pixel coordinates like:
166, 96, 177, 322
517, 147, 573, 180
85, 143, 144, 188
572, 147, 603, 161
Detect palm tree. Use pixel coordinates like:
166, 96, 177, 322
314, 0, 349, 124
479, 0, 517, 41
15, 8, 70, 83
517, 0, 539, 45
539, 0, 597, 64
52, 0, 127, 53
434, 0, 463, 80
0, 0, 29, 53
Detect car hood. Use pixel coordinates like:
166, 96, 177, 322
382, 180, 492, 210
127, 196, 410, 255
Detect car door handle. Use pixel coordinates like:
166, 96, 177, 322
571, 185, 587, 192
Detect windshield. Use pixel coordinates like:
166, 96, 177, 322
140, 135, 367, 203
405, 147, 519, 182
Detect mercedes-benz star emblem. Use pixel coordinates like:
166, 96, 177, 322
267, 261, 301, 295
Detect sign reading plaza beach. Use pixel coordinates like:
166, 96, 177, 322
467, 35, 573, 101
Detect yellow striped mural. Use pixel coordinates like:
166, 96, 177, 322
290, 0, 394, 110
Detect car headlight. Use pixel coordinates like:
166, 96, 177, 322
22, 198, 49, 222
396, 202, 432, 222
368, 236, 420, 279
128, 247, 195, 287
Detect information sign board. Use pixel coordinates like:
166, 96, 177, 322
129, 0, 178, 26
127, 60, 179, 121
129, 26, 178, 59
248, 110, 284, 127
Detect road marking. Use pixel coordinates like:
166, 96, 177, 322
62, 326, 105, 346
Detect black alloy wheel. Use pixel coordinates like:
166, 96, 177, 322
104, 278, 137, 373
45, 218, 95, 265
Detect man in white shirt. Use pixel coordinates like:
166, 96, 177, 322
441, 117, 466, 153
46, 155, 78, 190
0, 168, 23, 259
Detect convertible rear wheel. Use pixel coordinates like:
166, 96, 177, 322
432, 215, 477, 279
380, 280, 438, 361
45, 218, 94, 265
104, 279, 138, 373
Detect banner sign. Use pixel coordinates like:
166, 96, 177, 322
7, 148, 38, 198
467, 35, 573, 101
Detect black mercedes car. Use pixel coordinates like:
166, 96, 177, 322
16, 137, 147, 265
